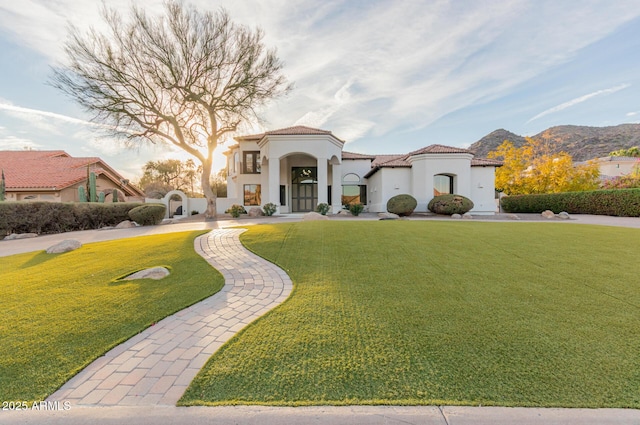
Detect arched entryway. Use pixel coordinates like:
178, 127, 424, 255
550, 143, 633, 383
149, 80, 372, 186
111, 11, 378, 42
291, 166, 317, 212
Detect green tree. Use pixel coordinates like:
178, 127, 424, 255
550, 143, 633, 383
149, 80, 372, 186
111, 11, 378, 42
50, 2, 290, 218
139, 159, 201, 196
609, 146, 640, 157
489, 138, 600, 195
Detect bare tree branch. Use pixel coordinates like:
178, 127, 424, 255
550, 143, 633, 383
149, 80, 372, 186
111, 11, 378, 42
50, 1, 290, 218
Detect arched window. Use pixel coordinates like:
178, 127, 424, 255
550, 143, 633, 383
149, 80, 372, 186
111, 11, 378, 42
342, 173, 366, 206
434, 174, 454, 196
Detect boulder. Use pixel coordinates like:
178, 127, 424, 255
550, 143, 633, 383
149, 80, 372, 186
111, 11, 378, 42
46, 239, 82, 254
462, 213, 473, 219
378, 212, 400, 220
541, 210, 555, 219
4, 233, 38, 240
115, 220, 137, 229
124, 267, 170, 280
303, 212, 329, 221
451, 213, 462, 219
337, 209, 352, 216
248, 207, 265, 217
558, 211, 571, 220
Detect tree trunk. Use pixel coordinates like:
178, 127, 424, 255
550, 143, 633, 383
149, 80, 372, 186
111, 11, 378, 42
201, 159, 217, 219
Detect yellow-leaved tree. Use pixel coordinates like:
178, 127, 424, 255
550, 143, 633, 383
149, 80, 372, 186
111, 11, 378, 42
488, 138, 600, 195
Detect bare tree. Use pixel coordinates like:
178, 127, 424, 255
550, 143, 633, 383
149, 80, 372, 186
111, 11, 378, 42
51, 1, 290, 218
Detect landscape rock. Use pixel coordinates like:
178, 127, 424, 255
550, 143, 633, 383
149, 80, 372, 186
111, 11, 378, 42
337, 209, 352, 216
124, 267, 170, 280
4, 233, 38, 240
248, 207, 265, 217
462, 213, 473, 219
378, 212, 400, 220
558, 211, 571, 219
115, 220, 137, 229
451, 213, 462, 219
303, 211, 329, 221
541, 210, 555, 219
46, 239, 82, 254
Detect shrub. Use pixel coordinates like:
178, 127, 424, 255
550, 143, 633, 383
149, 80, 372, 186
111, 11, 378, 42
263, 203, 277, 216
501, 189, 640, 217
191, 210, 199, 215
226, 204, 246, 218
0, 202, 143, 236
386, 194, 417, 216
315, 203, 330, 215
428, 194, 474, 215
128, 204, 166, 225
349, 203, 364, 216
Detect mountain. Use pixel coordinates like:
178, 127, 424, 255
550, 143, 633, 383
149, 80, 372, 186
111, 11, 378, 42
469, 124, 640, 161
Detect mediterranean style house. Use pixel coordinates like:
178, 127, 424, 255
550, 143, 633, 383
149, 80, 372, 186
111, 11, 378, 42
0, 150, 144, 202
223, 126, 502, 215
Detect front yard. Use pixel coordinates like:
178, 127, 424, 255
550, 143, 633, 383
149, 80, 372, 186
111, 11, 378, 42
0, 231, 224, 402
181, 221, 640, 408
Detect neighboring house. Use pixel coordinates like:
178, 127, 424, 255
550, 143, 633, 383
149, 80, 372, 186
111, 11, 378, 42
224, 125, 502, 215
590, 156, 639, 179
0, 150, 144, 202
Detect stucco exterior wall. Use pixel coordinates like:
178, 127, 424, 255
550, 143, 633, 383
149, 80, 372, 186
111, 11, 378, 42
469, 166, 498, 214
368, 168, 412, 212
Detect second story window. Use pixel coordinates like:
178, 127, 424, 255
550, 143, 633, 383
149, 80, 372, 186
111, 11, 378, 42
243, 151, 261, 174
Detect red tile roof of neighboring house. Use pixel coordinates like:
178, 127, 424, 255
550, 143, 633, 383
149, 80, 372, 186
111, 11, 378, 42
0, 150, 144, 196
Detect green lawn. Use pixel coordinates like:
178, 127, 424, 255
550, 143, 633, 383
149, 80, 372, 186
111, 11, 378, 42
181, 221, 640, 408
0, 231, 224, 402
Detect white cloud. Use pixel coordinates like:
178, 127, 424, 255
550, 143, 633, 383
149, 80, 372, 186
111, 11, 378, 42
627, 111, 639, 117
0, 135, 42, 150
1, 0, 639, 148
527, 84, 631, 123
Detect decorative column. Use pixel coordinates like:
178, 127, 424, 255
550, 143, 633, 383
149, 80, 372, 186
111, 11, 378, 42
268, 156, 280, 213
317, 157, 328, 205
331, 162, 342, 213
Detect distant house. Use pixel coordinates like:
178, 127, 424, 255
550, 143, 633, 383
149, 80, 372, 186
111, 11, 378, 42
223, 125, 502, 215
0, 150, 144, 202
591, 156, 639, 179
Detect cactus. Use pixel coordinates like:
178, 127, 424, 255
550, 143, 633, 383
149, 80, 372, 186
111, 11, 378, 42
78, 186, 87, 202
112, 188, 119, 203
89, 172, 97, 202
98, 192, 105, 203
0, 169, 5, 201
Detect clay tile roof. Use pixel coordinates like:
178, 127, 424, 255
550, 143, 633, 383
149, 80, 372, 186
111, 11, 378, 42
372, 154, 410, 167
236, 125, 339, 142
341, 151, 376, 160
408, 144, 472, 155
266, 125, 333, 136
0, 150, 144, 196
471, 158, 503, 167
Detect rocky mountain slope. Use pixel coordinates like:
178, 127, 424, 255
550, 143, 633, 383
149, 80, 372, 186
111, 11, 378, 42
469, 124, 640, 161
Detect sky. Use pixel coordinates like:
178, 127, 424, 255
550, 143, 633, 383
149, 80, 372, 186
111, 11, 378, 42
1, 0, 639, 181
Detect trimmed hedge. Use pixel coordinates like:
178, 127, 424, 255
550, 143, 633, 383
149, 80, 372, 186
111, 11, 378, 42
428, 194, 474, 215
387, 194, 417, 216
501, 189, 640, 217
128, 204, 166, 225
0, 202, 144, 236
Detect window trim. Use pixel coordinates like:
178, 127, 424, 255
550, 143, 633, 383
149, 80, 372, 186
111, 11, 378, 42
243, 151, 261, 174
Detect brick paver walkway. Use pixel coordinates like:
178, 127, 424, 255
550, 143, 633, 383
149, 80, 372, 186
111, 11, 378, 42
47, 228, 292, 406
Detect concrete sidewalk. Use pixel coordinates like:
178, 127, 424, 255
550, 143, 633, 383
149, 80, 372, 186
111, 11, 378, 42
1, 405, 638, 425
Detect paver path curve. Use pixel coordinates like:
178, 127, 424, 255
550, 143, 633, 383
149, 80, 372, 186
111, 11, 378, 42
47, 228, 292, 406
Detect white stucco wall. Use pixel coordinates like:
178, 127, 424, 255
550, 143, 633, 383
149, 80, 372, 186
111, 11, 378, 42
367, 168, 412, 212
408, 153, 473, 212
469, 166, 498, 214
